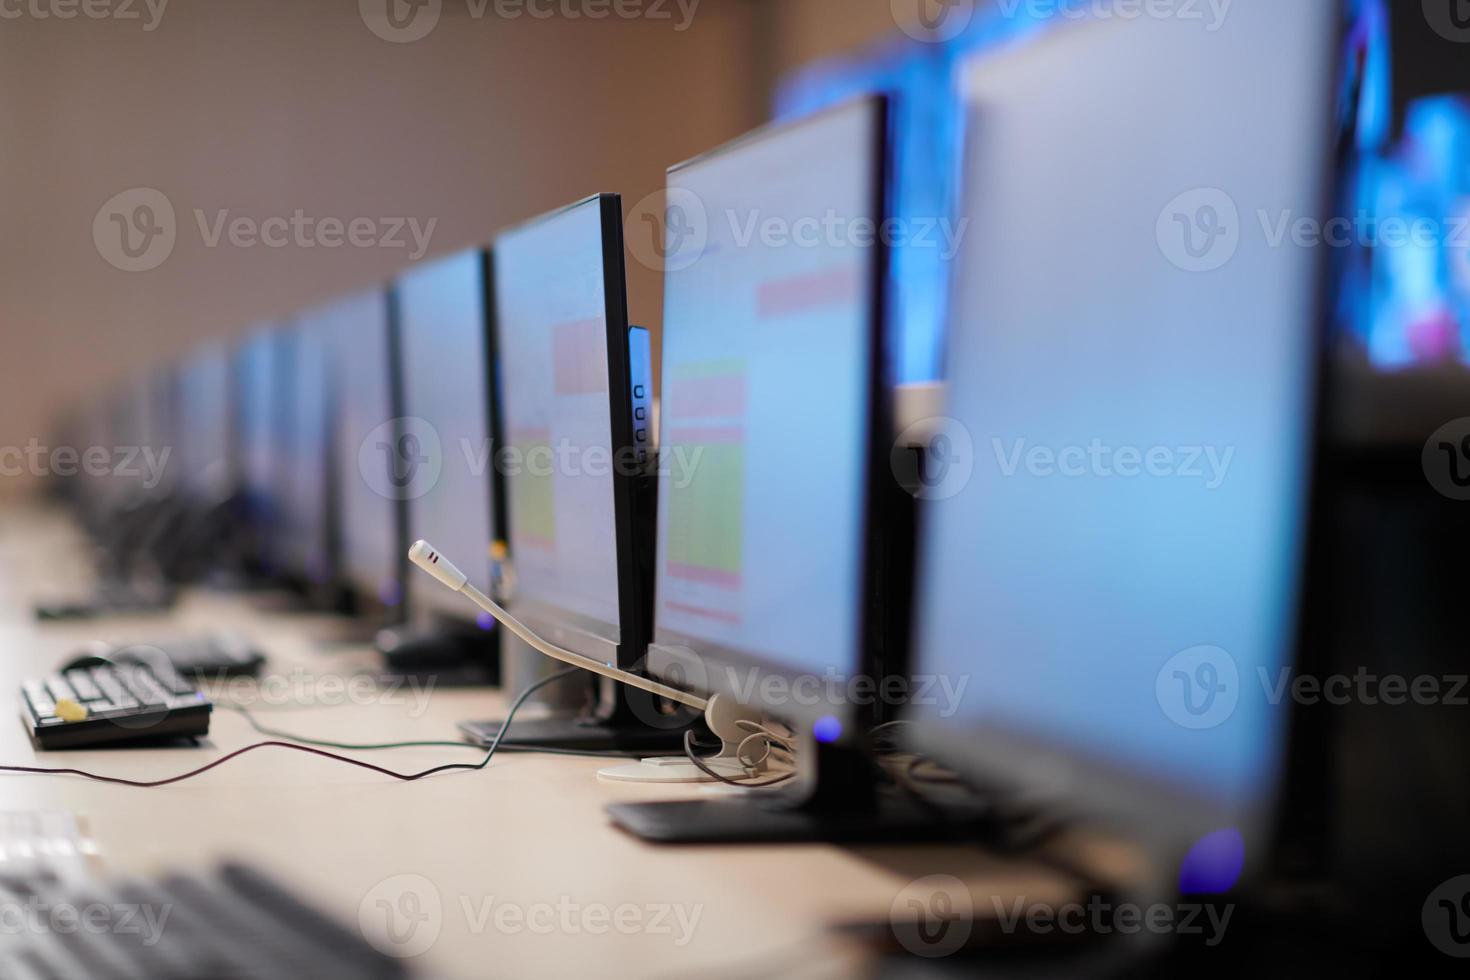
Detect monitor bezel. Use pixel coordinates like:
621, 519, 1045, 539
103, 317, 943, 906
902, 7, 1346, 865
491, 193, 647, 669
645, 95, 895, 734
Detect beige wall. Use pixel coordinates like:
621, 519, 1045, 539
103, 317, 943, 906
0, 0, 908, 478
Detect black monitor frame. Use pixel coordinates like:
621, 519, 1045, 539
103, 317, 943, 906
491, 193, 650, 671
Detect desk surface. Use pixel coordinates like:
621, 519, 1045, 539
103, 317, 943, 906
0, 504, 1072, 979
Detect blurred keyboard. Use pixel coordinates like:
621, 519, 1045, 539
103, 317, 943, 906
113, 632, 265, 679
20, 661, 212, 750
0, 862, 410, 979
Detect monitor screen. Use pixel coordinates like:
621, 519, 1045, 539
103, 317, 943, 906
98, 378, 158, 503
494, 197, 623, 644
909, 0, 1339, 843
177, 343, 233, 502
397, 249, 495, 626
141, 368, 178, 497
279, 319, 333, 586
315, 289, 402, 610
73, 401, 113, 510
235, 326, 291, 574
652, 98, 886, 706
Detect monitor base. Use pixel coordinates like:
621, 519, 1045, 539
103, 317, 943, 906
376, 625, 499, 688
605, 792, 991, 844
459, 716, 693, 753
597, 755, 747, 783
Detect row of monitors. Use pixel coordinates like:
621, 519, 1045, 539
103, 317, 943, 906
73, 1, 1339, 865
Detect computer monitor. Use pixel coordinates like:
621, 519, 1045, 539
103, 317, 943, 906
906, 0, 1340, 864
396, 249, 497, 631
606, 98, 919, 840
177, 342, 235, 504
92, 371, 171, 506
314, 287, 406, 618
46, 406, 86, 507
79, 379, 165, 583
73, 398, 120, 523
139, 367, 179, 499
277, 316, 338, 596
645, 96, 892, 738
493, 194, 647, 668
95, 372, 170, 508
234, 325, 293, 578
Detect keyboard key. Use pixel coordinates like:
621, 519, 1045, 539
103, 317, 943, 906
23, 680, 55, 715
54, 699, 89, 723
93, 671, 136, 707
149, 665, 198, 697
43, 675, 78, 705
65, 670, 104, 702
121, 669, 169, 707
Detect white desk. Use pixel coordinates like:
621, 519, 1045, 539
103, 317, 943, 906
0, 503, 1074, 979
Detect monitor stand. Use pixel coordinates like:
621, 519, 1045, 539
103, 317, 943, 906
375, 624, 499, 688
459, 683, 698, 753
606, 735, 993, 844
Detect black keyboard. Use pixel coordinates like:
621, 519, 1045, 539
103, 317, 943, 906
0, 862, 411, 979
20, 661, 212, 750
